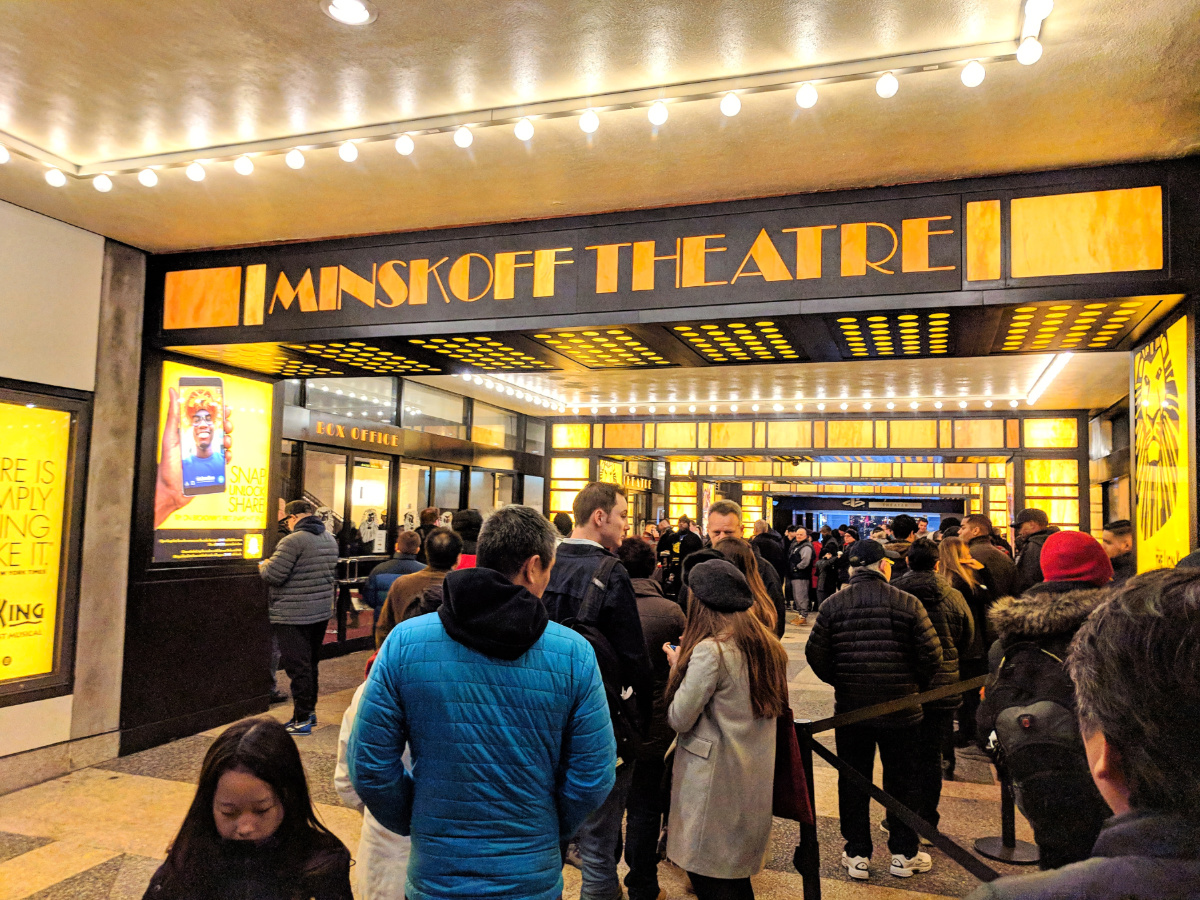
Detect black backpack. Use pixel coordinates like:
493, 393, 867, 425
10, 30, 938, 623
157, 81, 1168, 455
563, 555, 643, 767
977, 641, 1087, 782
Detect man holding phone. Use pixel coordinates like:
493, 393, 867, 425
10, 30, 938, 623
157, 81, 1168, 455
154, 384, 235, 528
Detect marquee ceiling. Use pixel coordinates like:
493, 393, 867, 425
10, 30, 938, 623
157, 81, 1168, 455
0, 0, 1198, 251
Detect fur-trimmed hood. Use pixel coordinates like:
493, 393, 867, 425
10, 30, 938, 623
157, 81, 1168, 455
988, 584, 1104, 642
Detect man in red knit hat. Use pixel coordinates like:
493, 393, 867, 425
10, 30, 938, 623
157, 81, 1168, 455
976, 530, 1113, 870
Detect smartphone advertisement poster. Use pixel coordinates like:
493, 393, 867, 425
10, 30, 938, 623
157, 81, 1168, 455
153, 360, 273, 562
0, 401, 71, 684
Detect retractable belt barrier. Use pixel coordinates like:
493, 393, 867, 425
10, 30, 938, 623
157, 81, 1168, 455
789, 674, 1002, 899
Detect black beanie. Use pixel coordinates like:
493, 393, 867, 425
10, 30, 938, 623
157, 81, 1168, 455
688, 559, 755, 612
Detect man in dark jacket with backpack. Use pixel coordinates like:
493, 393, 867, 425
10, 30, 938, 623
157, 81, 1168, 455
977, 530, 1113, 870
259, 499, 339, 735
541, 482, 653, 900
1012, 508, 1059, 595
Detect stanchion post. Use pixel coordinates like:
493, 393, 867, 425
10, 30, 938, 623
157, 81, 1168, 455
974, 768, 1040, 865
794, 719, 822, 900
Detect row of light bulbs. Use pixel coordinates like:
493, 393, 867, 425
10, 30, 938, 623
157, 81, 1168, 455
455, 372, 568, 412
572, 398, 1025, 415
8, 30, 1049, 191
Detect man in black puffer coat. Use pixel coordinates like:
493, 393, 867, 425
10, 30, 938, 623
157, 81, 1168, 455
893, 539, 974, 827
807, 540, 943, 880
260, 499, 339, 734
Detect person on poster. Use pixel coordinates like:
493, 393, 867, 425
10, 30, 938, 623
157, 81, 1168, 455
154, 386, 235, 528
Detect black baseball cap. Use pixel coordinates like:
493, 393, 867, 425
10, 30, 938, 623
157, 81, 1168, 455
846, 540, 901, 567
1013, 508, 1049, 528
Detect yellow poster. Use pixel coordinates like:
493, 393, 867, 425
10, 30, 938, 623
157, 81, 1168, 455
154, 361, 274, 561
0, 402, 71, 682
1134, 316, 1191, 571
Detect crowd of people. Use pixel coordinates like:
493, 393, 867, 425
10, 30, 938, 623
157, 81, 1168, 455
150, 490, 1200, 899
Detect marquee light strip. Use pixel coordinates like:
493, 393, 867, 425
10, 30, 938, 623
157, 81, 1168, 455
0, 38, 1021, 180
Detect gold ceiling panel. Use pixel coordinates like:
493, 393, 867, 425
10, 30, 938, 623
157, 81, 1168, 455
287, 341, 442, 374
832, 311, 952, 358
992, 298, 1160, 353
407, 335, 556, 371
168, 343, 343, 377
530, 328, 674, 369
670, 319, 803, 364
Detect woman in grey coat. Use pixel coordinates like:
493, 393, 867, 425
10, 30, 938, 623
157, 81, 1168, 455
663, 559, 790, 900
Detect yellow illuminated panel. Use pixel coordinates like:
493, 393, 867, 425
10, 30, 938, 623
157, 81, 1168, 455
754, 422, 767, 448
860, 463, 892, 478
901, 463, 935, 478
552, 423, 591, 449
744, 462, 773, 477
711, 422, 753, 448
890, 420, 938, 449
954, 419, 1005, 448
644, 423, 656, 449
0, 402, 70, 682
1025, 459, 1079, 485
598, 459, 624, 485
966, 200, 1002, 281
826, 420, 874, 449
1024, 418, 1079, 449
551, 457, 590, 479
818, 463, 851, 478
1025, 458, 1081, 529
550, 490, 581, 514
1091, 483, 1104, 538
603, 423, 643, 448
669, 461, 694, 476
656, 423, 697, 449
1011, 186, 1163, 278
875, 420, 888, 448
1135, 316, 1191, 570
940, 420, 953, 448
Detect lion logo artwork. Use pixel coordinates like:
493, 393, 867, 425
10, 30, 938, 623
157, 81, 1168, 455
1134, 334, 1181, 537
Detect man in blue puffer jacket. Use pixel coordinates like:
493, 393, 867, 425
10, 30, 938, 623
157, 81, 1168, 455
349, 505, 617, 900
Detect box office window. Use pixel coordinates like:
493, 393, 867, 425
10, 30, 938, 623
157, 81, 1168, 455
472, 401, 519, 451
525, 419, 547, 455
307, 377, 397, 425
524, 475, 545, 514
401, 382, 465, 439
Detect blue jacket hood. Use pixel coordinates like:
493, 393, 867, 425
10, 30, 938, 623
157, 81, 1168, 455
439, 567, 549, 660
293, 515, 327, 536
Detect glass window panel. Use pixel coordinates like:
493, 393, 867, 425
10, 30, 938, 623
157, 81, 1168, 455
644, 423, 656, 449
1024, 417, 1080, 449
711, 422, 753, 448
552, 423, 591, 449
551, 457, 590, 479
525, 419, 546, 455
472, 401, 519, 450
657, 423, 697, 448
308, 376, 398, 425
708, 461, 736, 476
397, 462, 430, 532
349, 457, 391, 555
876, 420, 889, 448
1026, 485, 1081, 498
754, 422, 767, 448
767, 421, 813, 448
550, 480, 588, 491
400, 381, 463, 438
550, 490, 580, 514
826, 420, 873, 448
901, 463, 935, 478
939, 420, 953, 448
670, 461, 694, 476
303, 450, 346, 540
989, 463, 1006, 479
1006, 419, 1021, 448
1025, 459, 1080, 484
469, 471, 513, 519
813, 421, 826, 448
1026, 498, 1080, 527
524, 475, 545, 514
434, 468, 462, 510
818, 463, 851, 477
281, 379, 302, 406
744, 462, 773, 476
890, 420, 938, 448
697, 423, 709, 449
603, 423, 644, 448
954, 419, 1005, 448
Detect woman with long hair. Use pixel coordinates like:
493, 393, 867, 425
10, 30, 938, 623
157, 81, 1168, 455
712, 535, 780, 636
663, 559, 790, 900
144, 718, 351, 900
937, 535, 990, 766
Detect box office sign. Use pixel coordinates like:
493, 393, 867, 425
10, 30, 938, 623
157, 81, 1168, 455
0, 401, 71, 683
159, 185, 1165, 334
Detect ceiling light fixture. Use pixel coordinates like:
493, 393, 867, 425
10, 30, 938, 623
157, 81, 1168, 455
689, 405, 697, 413
1026, 352, 1074, 404
959, 400, 968, 409
816, 403, 826, 411
709, 404, 718, 412
961, 60, 986, 87
751, 404, 760, 412
338, 141, 359, 162
984, 400, 994, 408
0, 145, 9, 164
648, 405, 656, 414
720, 92, 741, 116
45, 168, 67, 187
1017, 36, 1043, 65
876, 72, 899, 98
579, 109, 600, 134
1010, 400, 1020, 408
234, 155, 254, 175
863, 402, 872, 410
648, 101, 669, 125
321, 0, 377, 26
909, 401, 920, 409
454, 126, 473, 148
92, 174, 112, 192
185, 162, 205, 182
514, 118, 534, 141
395, 134, 415, 156
629, 406, 637, 414
285, 149, 305, 169
795, 82, 819, 108
934, 400, 943, 409
730, 404, 738, 412
839, 402, 848, 410
137, 168, 158, 187
668, 405, 677, 413
886, 402, 895, 410
795, 403, 803, 411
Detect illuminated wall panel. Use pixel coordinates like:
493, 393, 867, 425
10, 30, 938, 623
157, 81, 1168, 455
603, 422, 643, 448
827, 420, 874, 448
552, 423, 590, 449
656, 423, 698, 448
768, 420, 812, 448
1024, 417, 1079, 449
954, 419, 1005, 448
711, 421, 753, 448
890, 420, 938, 448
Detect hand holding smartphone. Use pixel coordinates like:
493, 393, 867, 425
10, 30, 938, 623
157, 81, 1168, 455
178, 376, 227, 496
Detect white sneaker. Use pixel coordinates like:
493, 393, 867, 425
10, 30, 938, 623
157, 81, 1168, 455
841, 853, 871, 880
890, 851, 933, 877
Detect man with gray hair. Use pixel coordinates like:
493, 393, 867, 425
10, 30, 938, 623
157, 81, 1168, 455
806, 540, 943, 882
350, 505, 616, 900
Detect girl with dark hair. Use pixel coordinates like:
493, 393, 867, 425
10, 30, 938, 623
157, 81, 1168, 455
712, 536, 782, 636
663, 559, 790, 900
144, 718, 352, 900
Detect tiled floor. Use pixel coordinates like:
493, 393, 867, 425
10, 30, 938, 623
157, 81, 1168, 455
0, 623, 1036, 899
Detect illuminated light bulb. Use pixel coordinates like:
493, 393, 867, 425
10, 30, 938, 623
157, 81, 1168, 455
327, 0, 371, 25
285, 149, 305, 169
816, 403, 826, 411
185, 163, 206, 181
590, 406, 598, 414
514, 118, 534, 141
484, 380, 494, 389
0, 145, 10, 164
796, 82, 819, 109
730, 404, 738, 412
961, 60, 986, 87
234, 155, 254, 175
863, 402, 871, 410
795, 403, 803, 411
338, 141, 359, 162
138, 168, 158, 187
886, 402, 895, 410
984, 400, 994, 408
876, 72, 899, 98
709, 404, 718, 412
839, 402, 848, 410
629, 407, 637, 415
472, 376, 482, 384
720, 92, 741, 116
92, 174, 112, 192
751, 404, 760, 411
934, 401, 943, 409
1017, 36, 1043, 65
689, 405, 697, 413
395, 134, 415, 156
648, 406, 656, 414
453, 126, 473, 148
773, 403, 783, 411
909, 401, 920, 409
571, 407, 580, 415
1010, 399, 1020, 408
648, 101, 669, 126
1025, 0, 1054, 20
579, 109, 600, 134
610, 406, 617, 414
668, 405, 677, 413
44, 168, 66, 187
959, 400, 968, 409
